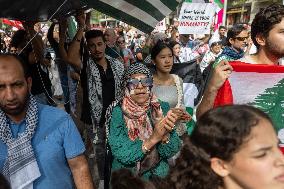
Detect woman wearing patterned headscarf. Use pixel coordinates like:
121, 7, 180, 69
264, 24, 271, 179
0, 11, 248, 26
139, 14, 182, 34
105, 63, 182, 179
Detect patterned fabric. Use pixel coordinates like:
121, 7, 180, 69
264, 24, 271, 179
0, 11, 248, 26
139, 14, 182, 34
122, 91, 163, 141
108, 101, 181, 179
0, 95, 41, 189
172, 74, 187, 136
200, 50, 222, 72
215, 46, 244, 66
124, 63, 153, 81
105, 63, 154, 140
144, 55, 152, 64
87, 55, 124, 128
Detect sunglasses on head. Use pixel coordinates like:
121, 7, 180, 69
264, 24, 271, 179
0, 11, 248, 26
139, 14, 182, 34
127, 77, 153, 90
234, 36, 249, 41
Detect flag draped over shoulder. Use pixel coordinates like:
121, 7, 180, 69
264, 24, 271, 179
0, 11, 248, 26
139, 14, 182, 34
214, 61, 284, 143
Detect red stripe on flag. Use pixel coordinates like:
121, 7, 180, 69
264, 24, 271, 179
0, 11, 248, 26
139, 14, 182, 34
213, 61, 284, 107
213, 79, 233, 107
2, 19, 23, 29
230, 61, 284, 73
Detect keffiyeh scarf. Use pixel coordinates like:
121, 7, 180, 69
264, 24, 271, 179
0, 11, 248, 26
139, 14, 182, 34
122, 91, 163, 141
0, 95, 40, 189
219, 46, 244, 61
87, 55, 124, 128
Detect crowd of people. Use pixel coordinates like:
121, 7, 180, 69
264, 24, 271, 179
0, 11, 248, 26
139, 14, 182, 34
0, 3, 283, 189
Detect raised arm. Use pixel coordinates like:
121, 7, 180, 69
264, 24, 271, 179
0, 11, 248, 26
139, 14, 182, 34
58, 19, 68, 62
196, 60, 233, 119
22, 22, 45, 65
47, 22, 58, 49
66, 11, 86, 70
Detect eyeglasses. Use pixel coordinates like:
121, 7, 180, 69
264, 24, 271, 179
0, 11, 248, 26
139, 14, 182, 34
234, 36, 249, 41
127, 77, 153, 90
118, 40, 125, 44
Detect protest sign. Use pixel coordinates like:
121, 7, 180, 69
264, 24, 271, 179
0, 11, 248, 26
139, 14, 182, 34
155, 18, 167, 32
178, 3, 216, 34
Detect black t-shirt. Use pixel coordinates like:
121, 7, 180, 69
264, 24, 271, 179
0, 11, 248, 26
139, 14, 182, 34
97, 60, 115, 127
80, 56, 115, 126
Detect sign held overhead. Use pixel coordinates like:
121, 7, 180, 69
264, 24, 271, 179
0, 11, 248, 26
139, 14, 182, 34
178, 3, 216, 34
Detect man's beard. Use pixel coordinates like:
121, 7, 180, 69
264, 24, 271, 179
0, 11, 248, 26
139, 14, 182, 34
92, 54, 104, 61
266, 38, 284, 58
90, 52, 104, 61
0, 94, 29, 116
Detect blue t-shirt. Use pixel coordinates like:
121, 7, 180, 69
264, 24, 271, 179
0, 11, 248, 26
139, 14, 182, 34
0, 104, 85, 189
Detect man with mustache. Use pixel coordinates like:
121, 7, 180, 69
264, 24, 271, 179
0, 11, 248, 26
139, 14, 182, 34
197, 4, 284, 125
67, 12, 124, 189
0, 54, 93, 189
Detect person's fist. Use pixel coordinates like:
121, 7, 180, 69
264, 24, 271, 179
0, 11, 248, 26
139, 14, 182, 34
209, 60, 233, 92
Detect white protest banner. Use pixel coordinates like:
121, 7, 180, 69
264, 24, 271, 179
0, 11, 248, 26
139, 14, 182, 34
155, 18, 166, 32
178, 3, 216, 34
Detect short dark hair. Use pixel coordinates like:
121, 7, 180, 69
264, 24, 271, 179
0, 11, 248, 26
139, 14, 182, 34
151, 41, 173, 60
226, 24, 246, 46
10, 30, 27, 49
251, 3, 284, 49
0, 53, 31, 78
85, 30, 105, 42
111, 168, 155, 189
167, 105, 273, 189
219, 26, 226, 30
168, 40, 179, 49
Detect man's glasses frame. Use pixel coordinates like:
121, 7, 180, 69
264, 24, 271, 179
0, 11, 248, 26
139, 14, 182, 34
234, 36, 249, 41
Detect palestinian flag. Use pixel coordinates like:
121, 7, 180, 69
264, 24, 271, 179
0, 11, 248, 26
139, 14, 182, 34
88, 0, 181, 33
0, 0, 180, 34
214, 61, 284, 143
171, 61, 204, 134
146, 61, 204, 134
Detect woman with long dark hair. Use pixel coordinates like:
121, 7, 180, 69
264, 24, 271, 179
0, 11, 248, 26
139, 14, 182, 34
151, 41, 192, 137
167, 105, 284, 189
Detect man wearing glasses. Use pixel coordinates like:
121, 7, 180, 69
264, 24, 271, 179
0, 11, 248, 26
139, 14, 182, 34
197, 4, 284, 119
213, 24, 248, 65
198, 25, 248, 96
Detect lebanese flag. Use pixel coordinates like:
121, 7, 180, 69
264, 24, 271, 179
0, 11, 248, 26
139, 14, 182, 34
213, 61, 284, 144
2, 19, 23, 29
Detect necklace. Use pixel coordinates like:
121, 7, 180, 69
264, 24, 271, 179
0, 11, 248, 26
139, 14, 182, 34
153, 74, 175, 86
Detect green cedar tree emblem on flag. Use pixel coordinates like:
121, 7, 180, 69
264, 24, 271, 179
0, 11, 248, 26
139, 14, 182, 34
251, 78, 284, 132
